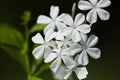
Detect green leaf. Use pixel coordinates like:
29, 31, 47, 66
1, 45, 22, 62
30, 24, 47, 33
0, 45, 28, 72
0, 23, 24, 48
0, 23, 28, 73
29, 76, 42, 80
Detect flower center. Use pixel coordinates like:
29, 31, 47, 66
72, 24, 77, 29
82, 44, 87, 50
63, 39, 71, 46
44, 41, 48, 47
52, 18, 57, 22
57, 50, 63, 58
92, 4, 98, 9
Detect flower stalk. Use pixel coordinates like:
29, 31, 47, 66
72, 3, 76, 18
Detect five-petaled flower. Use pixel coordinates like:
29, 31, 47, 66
37, 6, 66, 36
78, 35, 101, 65
32, 33, 56, 59
63, 55, 88, 80
78, 0, 111, 23
44, 42, 76, 73
61, 13, 91, 42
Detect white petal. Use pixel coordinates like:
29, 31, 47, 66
89, 0, 98, 5
44, 22, 55, 35
78, 51, 89, 65
48, 40, 56, 48
54, 66, 67, 80
97, 0, 111, 8
57, 13, 66, 22
74, 54, 80, 66
55, 21, 67, 31
87, 9, 97, 23
64, 70, 72, 80
53, 48, 61, 54
50, 58, 61, 72
32, 46, 44, 59
87, 48, 101, 59
32, 33, 44, 44
60, 13, 73, 26
70, 43, 82, 56
55, 30, 64, 40
62, 56, 76, 69
50, 6, 59, 19
77, 24, 91, 34
74, 67, 88, 80
44, 53, 57, 63
86, 35, 98, 47
37, 15, 51, 24
44, 47, 52, 59
97, 8, 110, 20
74, 13, 85, 26
62, 27, 73, 37
45, 32, 56, 42
62, 48, 71, 56
78, 1, 92, 10
71, 30, 81, 42
56, 41, 63, 48
80, 33, 88, 43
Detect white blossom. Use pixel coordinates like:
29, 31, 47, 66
64, 67, 88, 80
31, 33, 56, 59
62, 13, 91, 42
37, 6, 67, 36
55, 55, 88, 80
78, 35, 101, 65
78, 0, 111, 23
44, 42, 76, 73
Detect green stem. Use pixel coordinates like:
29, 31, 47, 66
31, 57, 44, 75
33, 69, 43, 77
27, 75, 30, 80
24, 23, 31, 79
33, 63, 50, 77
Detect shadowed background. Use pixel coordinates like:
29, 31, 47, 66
0, 0, 120, 80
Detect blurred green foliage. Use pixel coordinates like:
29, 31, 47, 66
0, 11, 47, 80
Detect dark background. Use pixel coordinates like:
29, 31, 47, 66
0, 0, 120, 80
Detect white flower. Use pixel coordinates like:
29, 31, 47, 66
78, 34, 101, 65
53, 54, 88, 80
63, 55, 88, 80
55, 38, 73, 48
54, 66, 88, 80
78, 0, 111, 23
62, 13, 90, 42
64, 67, 88, 80
31, 33, 56, 59
44, 43, 76, 73
37, 6, 66, 35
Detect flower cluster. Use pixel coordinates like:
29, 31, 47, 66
32, 0, 111, 79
